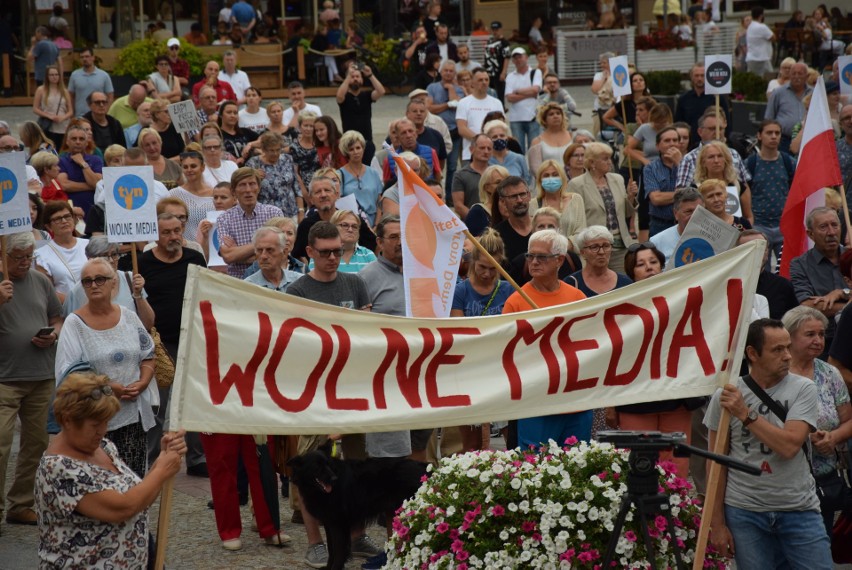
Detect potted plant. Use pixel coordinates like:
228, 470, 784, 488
386, 439, 728, 569
644, 70, 685, 115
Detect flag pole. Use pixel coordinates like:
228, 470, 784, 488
153, 476, 176, 570
0, 235, 7, 280
463, 229, 539, 310
840, 185, 852, 248
715, 94, 721, 140
621, 98, 634, 183
692, 408, 731, 568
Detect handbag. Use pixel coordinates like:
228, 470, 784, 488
741, 374, 852, 512
38, 96, 61, 133
124, 272, 175, 388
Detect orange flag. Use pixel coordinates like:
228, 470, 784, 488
393, 150, 468, 317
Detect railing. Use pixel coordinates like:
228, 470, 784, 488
553, 27, 635, 81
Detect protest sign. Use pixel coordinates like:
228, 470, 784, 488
668, 206, 740, 270
169, 241, 763, 435
103, 166, 159, 243
0, 152, 32, 236
839, 56, 852, 98
608, 55, 631, 98
704, 55, 733, 95
725, 185, 742, 217
206, 210, 226, 268
168, 100, 202, 134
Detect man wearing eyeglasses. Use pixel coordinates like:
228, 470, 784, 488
82, 91, 126, 152
502, 229, 586, 448
67, 47, 114, 118
0, 231, 64, 527
494, 176, 534, 261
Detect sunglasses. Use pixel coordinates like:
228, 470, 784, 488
81, 276, 113, 288
314, 248, 344, 258
88, 385, 115, 400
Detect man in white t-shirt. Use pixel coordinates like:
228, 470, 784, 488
455, 68, 504, 162
504, 47, 542, 151
218, 50, 252, 105
282, 81, 323, 130
745, 7, 775, 77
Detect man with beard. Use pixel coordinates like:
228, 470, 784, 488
138, 213, 208, 476
789, 207, 848, 355
292, 176, 376, 261
336, 64, 386, 165
494, 176, 534, 260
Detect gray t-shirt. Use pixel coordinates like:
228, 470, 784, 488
0, 270, 62, 381
285, 272, 370, 309
704, 374, 820, 513
632, 123, 660, 160
359, 257, 405, 317
451, 165, 482, 209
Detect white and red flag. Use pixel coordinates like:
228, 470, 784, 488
392, 150, 468, 317
779, 77, 843, 277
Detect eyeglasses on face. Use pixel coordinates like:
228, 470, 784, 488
525, 253, 559, 262
81, 276, 113, 288
10, 253, 34, 262
203, 145, 221, 151
337, 223, 359, 231
314, 248, 344, 258
501, 191, 529, 201
91, 99, 108, 105
87, 385, 114, 400
627, 241, 656, 254
584, 243, 613, 253
50, 214, 74, 224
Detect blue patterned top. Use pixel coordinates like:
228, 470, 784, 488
811, 358, 850, 476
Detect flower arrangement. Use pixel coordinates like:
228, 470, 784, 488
387, 438, 728, 569
635, 30, 694, 51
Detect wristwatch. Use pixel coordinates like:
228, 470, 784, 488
843, 288, 851, 300
742, 406, 758, 427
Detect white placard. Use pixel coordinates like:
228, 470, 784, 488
103, 166, 159, 242
839, 56, 852, 98
168, 100, 203, 134
0, 153, 33, 236
206, 210, 226, 268
725, 185, 742, 217
705, 55, 733, 95
335, 193, 358, 212
668, 206, 740, 270
608, 55, 632, 98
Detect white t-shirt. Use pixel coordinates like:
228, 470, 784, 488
282, 103, 323, 127
745, 21, 773, 63
218, 69, 252, 102
202, 160, 239, 187
455, 94, 504, 160
505, 68, 542, 123
238, 108, 270, 134
34, 238, 89, 296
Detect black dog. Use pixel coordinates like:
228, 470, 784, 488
288, 444, 428, 570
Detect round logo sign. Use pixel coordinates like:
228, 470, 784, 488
112, 174, 149, 210
674, 238, 714, 268
212, 226, 220, 252
842, 62, 852, 87
706, 60, 732, 89
725, 191, 741, 216
612, 64, 629, 88
0, 166, 19, 206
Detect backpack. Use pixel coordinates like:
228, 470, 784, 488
744, 151, 796, 188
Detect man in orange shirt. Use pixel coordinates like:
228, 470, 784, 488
502, 229, 588, 449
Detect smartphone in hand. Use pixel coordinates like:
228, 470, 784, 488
36, 326, 55, 337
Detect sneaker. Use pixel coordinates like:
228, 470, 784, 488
264, 532, 292, 547
304, 542, 328, 568
351, 534, 384, 558
222, 538, 242, 551
361, 551, 388, 569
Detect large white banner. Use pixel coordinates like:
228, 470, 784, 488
0, 152, 32, 236
169, 242, 763, 435
103, 166, 159, 242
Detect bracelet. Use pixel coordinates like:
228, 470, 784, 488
298, 208, 305, 212
132, 293, 143, 299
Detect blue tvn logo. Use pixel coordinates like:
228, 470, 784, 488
0, 167, 18, 206
843, 63, 852, 87
113, 174, 149, 210
211, 226, 220, 252
613, 64, 629, 88
674, 238, 715, 268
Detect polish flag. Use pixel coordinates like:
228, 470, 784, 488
778, 78, 842, 277
392, 149, 468, 318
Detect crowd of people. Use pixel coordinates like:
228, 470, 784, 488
3, 5, 852, 568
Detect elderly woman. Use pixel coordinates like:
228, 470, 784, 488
54, 259, 157, 477
138, 127, 183, 189
533, 159, 586, 244
485, 120, 530, 186
36, 372, 185, 568
694, 142, 753, 225
697, 178, 752, 231
624, 240, 665, 282
148, 99, 185, 159
168, 151, 215, 240
508, 208, 583, 287
201, 135, 239, 187
783, 306, 852, 534
338, 130, 383, 226
565, 225, 633, 297
31, 150, 67, 202
465, 164, 509, 237
562, 142, 586, 181
307, 209, 377, 273
246, 131, 304, 222
146, 55, 182, 102
528, 102, 573, 174
567, 142, 638, 272
34, 201, 89, 302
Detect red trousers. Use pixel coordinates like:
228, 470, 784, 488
200, 433, 277, 540
617, 409, 692, 479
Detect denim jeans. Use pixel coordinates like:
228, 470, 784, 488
510, 121, 541, 152
753, 224, 784, 273
724, 504, 833, 570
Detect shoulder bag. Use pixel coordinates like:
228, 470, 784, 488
124, 272, 175, 388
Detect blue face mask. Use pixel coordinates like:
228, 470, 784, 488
492, 138, 508, 151
541, 177, 562, 193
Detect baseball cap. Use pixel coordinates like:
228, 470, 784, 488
167, 38, 180, 48
511, 47, 527, 57
408, 89, 429, 100
490, 21, 502, 29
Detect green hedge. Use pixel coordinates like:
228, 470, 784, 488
113, 38, 214, 80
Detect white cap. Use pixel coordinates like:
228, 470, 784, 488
511, 47, 527, 57
408, 89, 429, 100
167, 38, 180, 48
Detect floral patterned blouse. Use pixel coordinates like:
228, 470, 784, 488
288, 140, 318, 194
811, 358, 850, 477
245, 154, 301, 218
36, 439, 148, 569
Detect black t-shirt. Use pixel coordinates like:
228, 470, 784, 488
83, 112, 126, 152
338, 90, 374, 141
137, 248, 207, 349
223, 128, 259, 161
495, 219, 531, 262
157, 123, 186, 159
292, 209, 377, 260
757, 270, 799, 320
417, 126, 447, 161
830, 303, 852, 371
